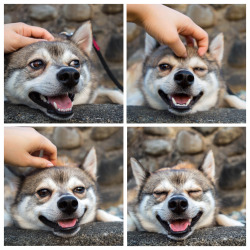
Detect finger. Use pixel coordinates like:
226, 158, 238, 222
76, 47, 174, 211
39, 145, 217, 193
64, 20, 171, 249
26, 155, 54, 168
16, 35, 47, 48
167, 35, 187, 57
40, 138, 57, 165
179, 23, 209, 56
22, 25, 54, 41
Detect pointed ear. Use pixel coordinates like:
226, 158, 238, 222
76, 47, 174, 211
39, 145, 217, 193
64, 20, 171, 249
81, 147, 97, 181
71, 21, 93, 55
200, 150, 215, 184
145, 33, 159, 56
130, 158, 149, 187
209, 33, 224, 66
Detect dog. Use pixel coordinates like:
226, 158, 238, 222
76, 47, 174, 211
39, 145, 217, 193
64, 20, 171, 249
4, 22, 123, 120
4, 148, 122, 237
127, 151, 243, 241
127, 33, 246, 115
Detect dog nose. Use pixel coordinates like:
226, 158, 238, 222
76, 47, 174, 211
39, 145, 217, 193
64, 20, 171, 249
174, 70, 194, 88
57, 196, 78, 215
57, 68, 80, 88
168, 196, 188, 214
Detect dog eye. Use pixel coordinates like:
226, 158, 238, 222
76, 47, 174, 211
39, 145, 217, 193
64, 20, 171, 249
158, 63, 172, 71
37, 189, 51, 198
29, 60, 45, 70
153, 191, 168, 197
193, 67, 206, 72
69, 60, 80, 68
73, 187, 85, 194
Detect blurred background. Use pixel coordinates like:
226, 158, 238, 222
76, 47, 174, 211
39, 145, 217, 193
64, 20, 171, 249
127, 4, 246, 96
4, 4, 123, 91
127, 127, 246, 223
36, 127, 123, 218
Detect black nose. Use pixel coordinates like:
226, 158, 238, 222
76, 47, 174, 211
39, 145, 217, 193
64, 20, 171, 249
57, 196, 78, 215
168, 196, 188, 214
57, 68, 80, 88
174, 70, 194, 88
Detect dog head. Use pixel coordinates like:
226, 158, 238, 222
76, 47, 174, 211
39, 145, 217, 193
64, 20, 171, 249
11, 148, 98, 237
141, 33, 224, 115
4, 22, 93, 120
130, 151, 216, 240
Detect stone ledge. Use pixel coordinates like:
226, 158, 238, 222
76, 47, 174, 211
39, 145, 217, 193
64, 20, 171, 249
127, 226, 246, 246
127, 106, 246, 123
5, 222, 123, 246
4, 103, 123, 123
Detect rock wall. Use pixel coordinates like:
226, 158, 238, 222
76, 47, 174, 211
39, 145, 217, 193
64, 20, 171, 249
4, 4, 123, 88
36, 127, 123, 214
127, 4, 246, 93
127, 127, 246, 213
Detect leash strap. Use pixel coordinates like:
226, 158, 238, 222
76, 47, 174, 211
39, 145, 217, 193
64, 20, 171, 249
93, 37, 123, 92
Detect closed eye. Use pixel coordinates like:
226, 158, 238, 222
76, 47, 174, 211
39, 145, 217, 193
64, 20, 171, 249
188, 190, 202, 195
193, 67, 206, 72
153, 191, 168, 197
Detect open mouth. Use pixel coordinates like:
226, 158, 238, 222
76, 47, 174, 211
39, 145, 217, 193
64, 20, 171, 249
158, 90, 203, 112
156, 211, 203, 238
39, 215, 83, 235
29, 92, 75, 119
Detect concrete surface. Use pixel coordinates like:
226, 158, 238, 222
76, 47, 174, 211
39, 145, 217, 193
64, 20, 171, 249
127, 106, 246, 123
4, 103, 123, 123
127, 226, 246, 246
5, 222, 123, 246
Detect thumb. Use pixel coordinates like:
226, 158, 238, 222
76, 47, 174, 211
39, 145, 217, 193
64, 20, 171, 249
17, 35, 45, 48
26, 155, 54, 168
164, 33, 187, 58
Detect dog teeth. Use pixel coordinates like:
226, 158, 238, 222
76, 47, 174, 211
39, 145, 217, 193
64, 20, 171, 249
171, 97, 193, 107
40, 94, 47, 103
53, 102, 58, 109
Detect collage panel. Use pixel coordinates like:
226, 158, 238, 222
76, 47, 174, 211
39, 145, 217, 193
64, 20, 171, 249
4, 126, 123, 246
127, 127, 246, 246
127, 4, 246, 124
4, 4, 123, 124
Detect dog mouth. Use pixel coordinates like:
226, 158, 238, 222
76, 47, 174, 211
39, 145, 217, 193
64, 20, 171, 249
156, 211, 203, 239
29, 92, 75, 118
158, 90, 203, 112
39, 215, 83, 235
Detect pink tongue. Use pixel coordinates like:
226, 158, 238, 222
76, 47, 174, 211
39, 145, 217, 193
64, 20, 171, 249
58, 218, 77, 228
170, 220, 190, 232
47, 94, 72, 109
172, 95, 191, 105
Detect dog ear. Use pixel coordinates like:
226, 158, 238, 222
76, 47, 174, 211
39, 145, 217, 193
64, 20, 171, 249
81, 147, 97, 181
200, 150, 215, 184
130, 158, 149, 187
209, 33, 224, 66
71, 21, 93, 55
145, 33, 160, 56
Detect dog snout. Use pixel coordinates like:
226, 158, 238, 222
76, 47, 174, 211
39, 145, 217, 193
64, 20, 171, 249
174, 70, 194, 88
57, 68, 80, 88
57, 196, 78, 215
168, 196, 188, 214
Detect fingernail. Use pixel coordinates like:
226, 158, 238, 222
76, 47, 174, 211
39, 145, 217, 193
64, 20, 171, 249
47, 162, 54, 167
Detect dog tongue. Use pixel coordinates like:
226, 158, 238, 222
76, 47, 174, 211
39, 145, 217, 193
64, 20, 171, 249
47, 94, 72, 110
172, 94, 191, 105
170, 220, 190, 232
58, 218, 77, 228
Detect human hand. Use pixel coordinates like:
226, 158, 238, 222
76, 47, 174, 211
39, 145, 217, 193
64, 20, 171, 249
4, 127, 57, 168
4, 22, 54, 53
127, 4, 208, 57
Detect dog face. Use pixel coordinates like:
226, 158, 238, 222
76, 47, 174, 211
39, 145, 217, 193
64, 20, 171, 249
4, 22, 93, 120
141, 34, 224, 115
130, 151, 216, 240
11, 148, 98, 237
